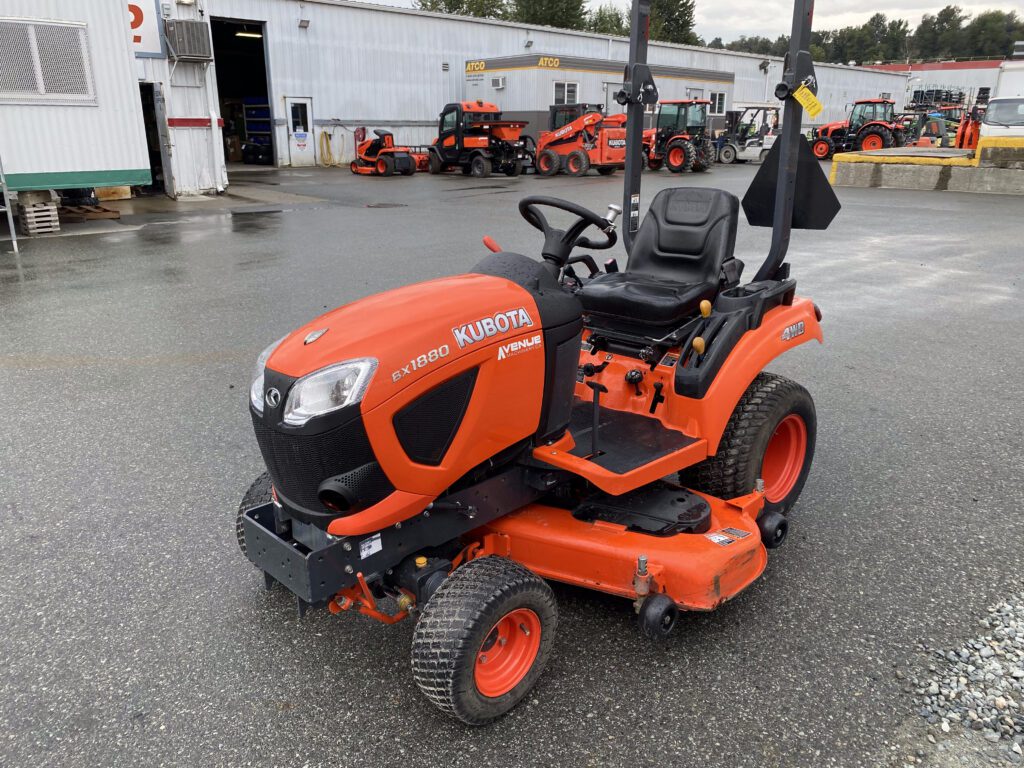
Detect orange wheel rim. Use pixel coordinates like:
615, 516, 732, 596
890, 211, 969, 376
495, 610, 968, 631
540, 155, 553, 171
813, 141, 829, 158
761, 415, 807, 503
862, 135, 882, 150
376, 159, 387, 173
568, 157, 580, 172
474, 608, 541, 698
668, 147, 684, 166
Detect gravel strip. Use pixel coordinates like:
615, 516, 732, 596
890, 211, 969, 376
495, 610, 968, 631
911, 590, 1024, 764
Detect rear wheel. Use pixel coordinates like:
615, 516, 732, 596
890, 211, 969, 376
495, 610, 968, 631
411, 556, 557, 725
812, 136, 834, 160
597, 166, 617, 176
503, 160, 524, 177
236, 472, 272, 559
470, 155, 492, 178
718, 144, 737, 164
377, 155, 395, 177
536, 149, 561, 176
564, 149, 591, 177
691, 141, 712, 172
665, 140, 695, 173
679, 372, 816, 516
858, 125, 892, 152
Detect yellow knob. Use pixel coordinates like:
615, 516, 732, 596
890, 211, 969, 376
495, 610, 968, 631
692, 337, 706, 355
699, 300, 712, 318
415, 556, 428, 568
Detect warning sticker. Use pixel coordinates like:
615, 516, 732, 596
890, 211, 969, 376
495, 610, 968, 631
721, 527, 751, 539
659, 353, 679, 368
705, 532, 735, 546
792, 84, 824, 119
359, 533, 382, 559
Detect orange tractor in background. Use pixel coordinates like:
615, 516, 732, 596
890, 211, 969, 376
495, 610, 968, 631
535, 104, 628, 177
350, 129, 430, 176
810, 98, 906, 158
642, 99, 715, 172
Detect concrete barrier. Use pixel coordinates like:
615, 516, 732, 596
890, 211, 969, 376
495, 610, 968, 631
830, 137, 1024, 195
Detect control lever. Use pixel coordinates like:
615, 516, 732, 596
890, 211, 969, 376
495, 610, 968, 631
604, 258, 619, 273
585, 380, 608, 458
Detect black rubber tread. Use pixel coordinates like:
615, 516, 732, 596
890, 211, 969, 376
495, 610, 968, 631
678, 372, 816, 516
892, 128, 906, 148
410, 556, 557, 725
236, 471, 272, 558
691, 140, 712, 172
536, 149, 561, 176
470, 155, 492, 178
857, 125, 892, 151
646, 155, 663, 171
428, 152, 442, 174
378, 155, 395, 177
666, 139, 695, 173
718, 144, 737, 164
812, 136, 835, 160
565, 149, 591, 177
596, 166, 617, 175
503, 160, 524, 177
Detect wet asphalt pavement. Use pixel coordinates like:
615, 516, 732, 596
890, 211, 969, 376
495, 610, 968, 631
1, 165, 1022, 768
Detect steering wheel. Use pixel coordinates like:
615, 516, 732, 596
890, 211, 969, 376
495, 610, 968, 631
518, 196, 618, 271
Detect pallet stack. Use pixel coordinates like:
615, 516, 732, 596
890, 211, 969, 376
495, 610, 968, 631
17, 201, 60, 236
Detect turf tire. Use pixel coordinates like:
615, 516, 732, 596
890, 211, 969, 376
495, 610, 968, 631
236, 471, 272, 559
410, 556, 557, 725
679, 372, 816, 516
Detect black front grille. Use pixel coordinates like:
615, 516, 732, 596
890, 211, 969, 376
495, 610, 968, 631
250, 412, 389, 512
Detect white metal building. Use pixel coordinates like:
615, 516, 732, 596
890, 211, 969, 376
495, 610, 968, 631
3, 0, 908, 199
0, 1, 150, 192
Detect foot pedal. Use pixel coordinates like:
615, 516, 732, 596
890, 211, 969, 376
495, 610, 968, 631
572, 482, 711, 536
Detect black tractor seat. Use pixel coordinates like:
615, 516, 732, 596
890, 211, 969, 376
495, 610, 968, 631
580, 187, 743, 336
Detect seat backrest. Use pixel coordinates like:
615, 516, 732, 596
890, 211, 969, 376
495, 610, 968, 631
627, 187, 740, 285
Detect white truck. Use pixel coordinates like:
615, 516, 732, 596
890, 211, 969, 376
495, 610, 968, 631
980, 54, 1024, 138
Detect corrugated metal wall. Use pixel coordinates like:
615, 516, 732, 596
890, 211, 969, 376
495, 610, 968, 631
0, 0, 149, 190
208, 0, 907, 164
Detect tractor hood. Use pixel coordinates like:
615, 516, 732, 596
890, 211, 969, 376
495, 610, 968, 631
264, 274, 544, 412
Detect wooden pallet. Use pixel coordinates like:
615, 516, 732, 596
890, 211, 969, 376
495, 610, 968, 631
58, 205, 121, 223
18, 202, 60, 235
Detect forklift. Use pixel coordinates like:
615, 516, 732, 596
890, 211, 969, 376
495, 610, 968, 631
716, 102, 781, 164
427, 101, 532, 178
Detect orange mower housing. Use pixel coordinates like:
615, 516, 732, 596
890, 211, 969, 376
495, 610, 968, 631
350, 129, 430, 177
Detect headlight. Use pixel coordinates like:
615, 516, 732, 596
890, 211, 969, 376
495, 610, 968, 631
283, 358, 377, 426
249, 337, 285, 414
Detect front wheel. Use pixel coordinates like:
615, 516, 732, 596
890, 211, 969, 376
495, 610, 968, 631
536, 149, 561, 176
428, 152, 442, 174
812, 136, 835, 160
410, 556, 557, 725
679, 372, 816, 516
718, 144, 737, 164
236, 472, 272, 559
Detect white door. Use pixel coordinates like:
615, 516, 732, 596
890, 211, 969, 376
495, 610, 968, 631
286, 97, 315, 167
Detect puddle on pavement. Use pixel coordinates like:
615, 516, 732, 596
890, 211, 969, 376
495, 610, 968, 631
365, 203, 408, 208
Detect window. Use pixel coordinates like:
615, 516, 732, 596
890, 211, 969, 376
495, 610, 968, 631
709, 92, 726, 116
553, 81, 578, 106
0, 19, 95, 104
441, 109, 458, 132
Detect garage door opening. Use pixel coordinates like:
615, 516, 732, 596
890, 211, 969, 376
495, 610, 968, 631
211, 18, 273, 166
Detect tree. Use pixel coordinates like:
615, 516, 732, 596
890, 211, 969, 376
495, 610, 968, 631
509, 0, 586, 29
587, 3, 629, 36
961, 10, 1024, 57
649, 0, 700, 45
708, 36, 724, 49
416, 0, 507, 19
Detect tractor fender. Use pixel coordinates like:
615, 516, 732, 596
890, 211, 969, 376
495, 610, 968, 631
673, 298, 822, 455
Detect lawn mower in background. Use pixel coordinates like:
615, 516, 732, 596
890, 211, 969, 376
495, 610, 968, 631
642, 99, 715, 172
716, 102, 781, 164
810, 98, 906, 159
535, 104, 627, 177
427, 101, 533, 178
235, 0, 839, 726
350, 129, 430, 176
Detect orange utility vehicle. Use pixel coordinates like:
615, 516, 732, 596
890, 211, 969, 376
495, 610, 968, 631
426, 101, 532, 177
535, 104, 628, 177
350, 129, 429, 176
642, 99, 715, 172
236, 0, 838, 726
811, 98, 906, 158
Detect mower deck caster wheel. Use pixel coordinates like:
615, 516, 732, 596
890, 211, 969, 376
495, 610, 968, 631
639, 593, 679, 640
757, 510, 790, 549
410, 556, 556, 725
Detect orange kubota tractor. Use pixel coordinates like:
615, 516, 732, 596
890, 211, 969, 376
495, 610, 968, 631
235, 0, 839, 726
642, 99, 715, 172
426, 101, 532, 178
350, 129, 430, 177
535, 104, 628, 177
811, 98, 906, 158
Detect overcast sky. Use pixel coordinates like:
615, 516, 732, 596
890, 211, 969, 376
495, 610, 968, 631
690, 0, 1023, 43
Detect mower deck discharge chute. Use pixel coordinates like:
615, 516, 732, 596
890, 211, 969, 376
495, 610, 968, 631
236, 0, 839, 725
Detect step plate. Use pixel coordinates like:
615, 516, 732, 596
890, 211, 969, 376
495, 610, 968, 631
573, 482, 711, 536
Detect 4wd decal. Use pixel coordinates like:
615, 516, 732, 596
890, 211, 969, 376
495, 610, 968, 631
497, 333, 542, 360
452, 307, 534, 349
781, 321, 805, 341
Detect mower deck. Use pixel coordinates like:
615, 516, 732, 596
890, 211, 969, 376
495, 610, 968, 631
478, 489, 766, 611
